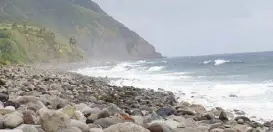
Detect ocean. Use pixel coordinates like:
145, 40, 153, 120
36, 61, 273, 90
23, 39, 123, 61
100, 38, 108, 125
74, 51, 273, 121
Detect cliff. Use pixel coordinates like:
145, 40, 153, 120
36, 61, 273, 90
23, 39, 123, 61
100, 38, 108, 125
0, 0, 162, 60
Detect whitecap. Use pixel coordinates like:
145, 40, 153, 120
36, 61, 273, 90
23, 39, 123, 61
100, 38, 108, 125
214, 59, 230, 65
147, 66, 165, 72
203, 60, 212, 64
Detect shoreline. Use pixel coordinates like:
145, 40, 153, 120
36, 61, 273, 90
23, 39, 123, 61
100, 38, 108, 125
0, 65, 271, 132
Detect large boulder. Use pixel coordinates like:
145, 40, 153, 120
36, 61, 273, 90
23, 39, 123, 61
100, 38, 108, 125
0, 92, 9, 102
3, 113, 23, 128
233, 124, 252, 132
4, 101, 20, 109
132, 116, 144, 126
5, 106, 15, 111
70, 119, 89, 132
26, 101, 46, 112
58, 127, 82, 132
88, 128, 103, 132
176, 107, 195, 116
106, 103, 125, 115
0, 109, 15, 116
131, 109, 143, 116
234, 116, 251, 122
0, 116, 4, 129
0, 130, 23, 132
104, 122, 149, 132
81, 107, 101, 115
49, 96, 69, 109
210, 128, 224, 132
172, 128, 202, 132
62, 105, 84, 120
219, 111, 228, 122
189, 104, 206, 114
184, 118, 198, 128
75, 103, 89, 111
39, 108, 71, 132
15, 96, 37, 104
156, 108, 175, 117
86, 114, 98, 124
93, 116, 124, 128
19, 125, 39, 132
148, 119, 182, 129
147, 125, 164, 132
97, 109, 110, 119
22, 110, 38, 124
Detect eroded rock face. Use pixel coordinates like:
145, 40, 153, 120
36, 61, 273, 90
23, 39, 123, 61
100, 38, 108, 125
104, 122, 150, 132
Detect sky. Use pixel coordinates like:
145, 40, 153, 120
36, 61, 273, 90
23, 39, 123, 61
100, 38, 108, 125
93, 0, 273, 57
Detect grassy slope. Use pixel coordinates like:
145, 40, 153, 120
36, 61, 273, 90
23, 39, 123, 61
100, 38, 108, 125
0, 23, 84, 65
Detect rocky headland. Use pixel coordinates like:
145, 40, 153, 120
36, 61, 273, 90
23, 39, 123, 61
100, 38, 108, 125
0, 66, 271, 132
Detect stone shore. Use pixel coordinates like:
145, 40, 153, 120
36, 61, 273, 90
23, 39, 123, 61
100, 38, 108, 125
0, 66, 272, 132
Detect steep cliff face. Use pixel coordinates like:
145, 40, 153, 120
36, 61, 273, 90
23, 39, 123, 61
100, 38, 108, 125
0, 0, 162, 60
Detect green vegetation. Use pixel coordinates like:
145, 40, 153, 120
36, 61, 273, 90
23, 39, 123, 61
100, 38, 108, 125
0, 23, 83, 65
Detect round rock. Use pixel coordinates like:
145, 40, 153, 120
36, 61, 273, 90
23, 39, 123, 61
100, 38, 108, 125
0, 92, 9, 102
104, 122, 149, 132
4, 114, 23, 128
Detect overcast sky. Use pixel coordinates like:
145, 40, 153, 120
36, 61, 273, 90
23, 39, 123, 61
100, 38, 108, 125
93, 0, 273, 57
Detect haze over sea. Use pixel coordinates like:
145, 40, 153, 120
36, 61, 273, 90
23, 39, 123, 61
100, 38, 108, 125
75, 51, 273, 121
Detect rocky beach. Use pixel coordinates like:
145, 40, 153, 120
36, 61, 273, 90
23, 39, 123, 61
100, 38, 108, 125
0, 65, 271, 132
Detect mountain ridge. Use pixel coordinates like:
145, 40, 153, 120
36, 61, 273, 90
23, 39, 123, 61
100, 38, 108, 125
0, 0, 162, 60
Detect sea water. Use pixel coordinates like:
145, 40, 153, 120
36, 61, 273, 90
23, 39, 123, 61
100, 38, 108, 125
74, 51, 273, 121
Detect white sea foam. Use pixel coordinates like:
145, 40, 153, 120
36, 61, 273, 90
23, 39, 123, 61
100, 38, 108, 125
136, 60, 146, 64
74, 60, 273, 122
214, 59, 230, 65
203, 60, 212, 64
147, 66, 165, 72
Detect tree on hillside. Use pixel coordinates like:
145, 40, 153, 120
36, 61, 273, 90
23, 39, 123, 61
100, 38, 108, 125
39, 27, 46, 35
69, 37, 77, 47
12, 23, 18, 29
23, 23, 26, 28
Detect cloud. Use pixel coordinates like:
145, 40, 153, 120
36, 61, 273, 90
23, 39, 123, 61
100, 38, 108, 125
93, 0, 273, 56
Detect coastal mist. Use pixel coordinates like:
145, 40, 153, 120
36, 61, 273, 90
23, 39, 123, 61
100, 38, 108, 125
75, 51, 273, 121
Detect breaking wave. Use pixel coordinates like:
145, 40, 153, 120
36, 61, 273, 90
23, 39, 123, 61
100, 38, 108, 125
147, 66, 165, 72
214, 59, 230, 65
203, 59, 244, 66
74, 54, 273, 122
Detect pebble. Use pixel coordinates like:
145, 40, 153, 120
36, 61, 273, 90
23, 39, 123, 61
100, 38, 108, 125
0, 66, 269, 132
